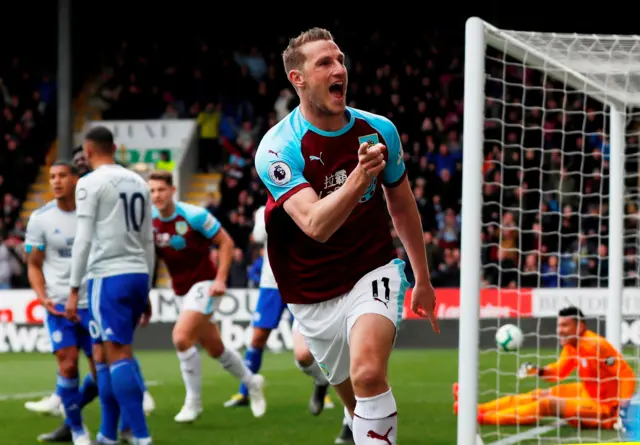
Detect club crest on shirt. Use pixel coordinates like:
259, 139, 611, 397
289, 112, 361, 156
358, 133, 379, 147
175, 221, 188, 235
155, 232, 171, 247
268, 161, 292, 186
76, 188, 87, 201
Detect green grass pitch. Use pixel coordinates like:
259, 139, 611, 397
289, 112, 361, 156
0, 349, 631, 444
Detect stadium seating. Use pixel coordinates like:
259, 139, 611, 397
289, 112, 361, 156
89, 29, 467, 288
20, 91, 102, 223
9, 20, 630, 291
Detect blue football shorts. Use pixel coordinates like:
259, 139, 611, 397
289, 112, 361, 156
45, 304, 93, 357
252, 287, 291, 330
87, 273, 149, 345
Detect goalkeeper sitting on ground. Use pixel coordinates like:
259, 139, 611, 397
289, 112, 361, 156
453, 306, 636, 429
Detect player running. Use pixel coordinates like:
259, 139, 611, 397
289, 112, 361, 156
148, 170, 266, 422
67, 126, 154, 445
453, 306, 636, 429
255, 28, 438, 445
224, 205, 334, 413
24, 161, 96, 445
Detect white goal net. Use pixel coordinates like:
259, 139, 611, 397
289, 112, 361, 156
458, 18, 640, 445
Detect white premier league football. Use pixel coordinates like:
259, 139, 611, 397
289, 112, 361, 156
495, 324, 524, 352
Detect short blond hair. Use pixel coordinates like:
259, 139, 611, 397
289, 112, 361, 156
282, 27, 334, 74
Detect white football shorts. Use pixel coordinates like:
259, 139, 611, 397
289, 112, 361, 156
288, 259, 409, 385
179, 280, 222, 318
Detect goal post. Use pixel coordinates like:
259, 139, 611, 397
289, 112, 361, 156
459, 16, 633, 445
457, 16, 485, 445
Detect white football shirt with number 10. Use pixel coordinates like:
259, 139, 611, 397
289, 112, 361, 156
75, 164, 153, 280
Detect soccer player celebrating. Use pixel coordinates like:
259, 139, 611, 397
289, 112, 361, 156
453, 306, 636, 429
148, 170, 266, 422
225, 205, 335, 414
67, 126, 155, 445
24, 161, 96, 445
255, 28, 439, 445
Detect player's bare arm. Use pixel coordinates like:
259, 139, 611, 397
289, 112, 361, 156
284, 142, 385, 243
384, 176, 439, 333
209, 228, 234, 296
27, 248, 63, 316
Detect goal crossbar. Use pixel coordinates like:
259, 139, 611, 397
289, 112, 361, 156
483, 20, 640, 109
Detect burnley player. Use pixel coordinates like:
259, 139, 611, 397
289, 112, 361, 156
148, 170, 266, 422
25, 161, 96, 445
68, 126, 154, 445
255, 28, 439, 445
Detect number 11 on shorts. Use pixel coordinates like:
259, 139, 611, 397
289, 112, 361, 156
371, 277, 390, 308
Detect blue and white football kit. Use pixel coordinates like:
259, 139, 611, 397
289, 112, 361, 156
25, 202, 93, 356
234, 206, 288, 400
25, 201, 96, 440
70, 164, 155, 445
251, 206, 287, 330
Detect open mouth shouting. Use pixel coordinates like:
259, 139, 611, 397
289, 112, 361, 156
329, 81, 345, 100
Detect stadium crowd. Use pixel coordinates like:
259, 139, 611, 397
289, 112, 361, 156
3, 22, 640, 291
0, 54, 57, 289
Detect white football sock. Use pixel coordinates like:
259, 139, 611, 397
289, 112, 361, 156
295, 359, 328, 385
344, 406, 354, 429
218, 346, 254, 386
177, 346, 202, 406
353, 389, 397, 445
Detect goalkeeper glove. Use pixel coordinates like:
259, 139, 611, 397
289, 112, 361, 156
614, 400, 630, 433
517, 362, 542, 379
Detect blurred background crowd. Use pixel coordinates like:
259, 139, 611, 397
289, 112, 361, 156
1, 11, 640, 292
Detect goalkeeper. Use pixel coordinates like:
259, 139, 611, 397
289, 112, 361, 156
454, 306, 636, 428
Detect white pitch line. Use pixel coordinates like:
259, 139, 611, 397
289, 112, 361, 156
0, 380, 162, 402
486, 420, 568, 445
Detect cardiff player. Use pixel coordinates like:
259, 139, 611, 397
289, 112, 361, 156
225, 205, 335, 414
25, 161, 156, 445
454, 306, 636, 429
255, 28, 438, 445
67, 126, 154, 445
148, 170, 266, 422
24, 161, 96, 445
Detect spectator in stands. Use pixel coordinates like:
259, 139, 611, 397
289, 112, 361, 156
155, 150, 174, 172
0, 237, 15, 289
228, 248, 248, 288
197, 102, 222, 172
161, 103, 180, 119
88, 23, 640, 292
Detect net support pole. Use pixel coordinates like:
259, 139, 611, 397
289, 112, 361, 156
607, 105, 625, 352
57, 0, 72, 160
457, 16, 485, 445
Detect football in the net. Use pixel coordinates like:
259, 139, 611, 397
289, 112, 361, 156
495, 324, 524, 352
